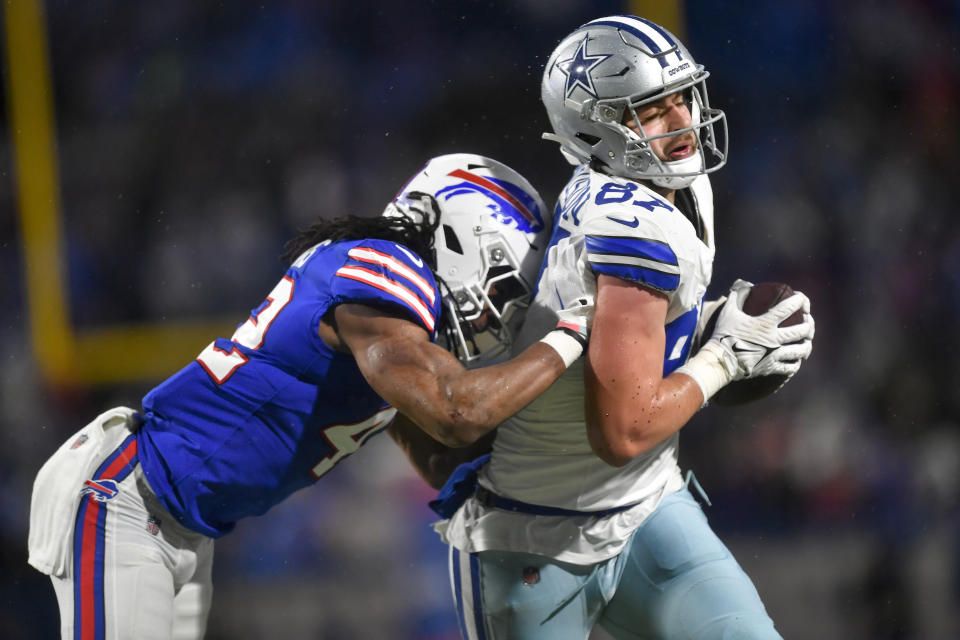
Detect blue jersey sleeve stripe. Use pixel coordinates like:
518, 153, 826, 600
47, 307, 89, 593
347, 246, 436, 301
590, 262, 680, 292
585, 234, 678, 266
335, 266, 436, 331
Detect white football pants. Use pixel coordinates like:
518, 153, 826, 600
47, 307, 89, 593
48, 433, 214, 640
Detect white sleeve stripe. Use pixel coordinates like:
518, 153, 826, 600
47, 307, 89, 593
335, 266, 436, 331
587, 252, 682, 275
347, 247, 436, 301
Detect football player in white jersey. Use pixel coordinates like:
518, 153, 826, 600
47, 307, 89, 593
433, 16, 815, 640
28, 154, 595, 640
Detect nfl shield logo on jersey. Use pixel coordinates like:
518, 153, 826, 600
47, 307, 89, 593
522, 566, 541, 586
81, 478, 120, 502
70, 434, 89, 449
146, 516, 162, 535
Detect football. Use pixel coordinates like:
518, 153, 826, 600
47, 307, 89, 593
700, 282, 803, 406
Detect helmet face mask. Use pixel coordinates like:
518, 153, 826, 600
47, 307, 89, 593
542, 16, 728, 187
386, 154, 549, 365
442, 256, 533, 367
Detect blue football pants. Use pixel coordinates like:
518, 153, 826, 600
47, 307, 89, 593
449, 488, 781, 640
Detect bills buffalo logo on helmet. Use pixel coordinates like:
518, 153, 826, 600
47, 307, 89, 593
81, 478, 120, 502
437, 169, 545, 234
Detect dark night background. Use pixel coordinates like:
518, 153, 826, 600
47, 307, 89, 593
2, 1, 958, 638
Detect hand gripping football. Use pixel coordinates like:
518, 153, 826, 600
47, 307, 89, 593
701, 282, 804, 406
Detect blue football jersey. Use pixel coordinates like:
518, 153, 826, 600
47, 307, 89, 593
138, 238, 442, 537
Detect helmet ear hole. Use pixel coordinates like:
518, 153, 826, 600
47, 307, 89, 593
576, 132, 602, 145
443, 224, 464, 255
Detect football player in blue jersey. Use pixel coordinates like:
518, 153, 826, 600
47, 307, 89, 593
28, 153, 592, 640
435, 17, 816, 640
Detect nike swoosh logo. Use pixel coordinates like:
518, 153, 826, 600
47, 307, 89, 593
732, 343, 774, 358
396, 244, 424, 267
606, 215, 640, 228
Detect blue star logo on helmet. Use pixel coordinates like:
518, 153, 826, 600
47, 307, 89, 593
557, 35, 611, 99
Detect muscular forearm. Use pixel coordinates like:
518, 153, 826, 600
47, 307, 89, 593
341, 303, 577, 448
429, 342, 566, 446
585, 355, 704, 467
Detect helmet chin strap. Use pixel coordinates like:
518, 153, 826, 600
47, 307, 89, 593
650, 149, 703, 189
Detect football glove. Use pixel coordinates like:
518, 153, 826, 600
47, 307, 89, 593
678, 279, 815, 402
692, 295, 727, 352
538, 238, 595, 367
712, 279, 814, 379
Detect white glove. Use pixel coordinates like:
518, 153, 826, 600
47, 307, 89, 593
711, 279, 814, 379
555, 295, 594, 338
692, 295, 727, 352
538, 238, 595, 367
678, 279, 815, 402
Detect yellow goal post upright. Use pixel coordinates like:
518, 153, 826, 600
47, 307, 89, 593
629, 0, 686, 42
3, 0, 686, 388
3, 0, 236, 387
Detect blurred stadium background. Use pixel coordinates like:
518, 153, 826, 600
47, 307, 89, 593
3, 1, 959, 638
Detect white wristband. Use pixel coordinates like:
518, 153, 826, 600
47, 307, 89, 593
539, 328, 585, 368
674, 341, 734, 406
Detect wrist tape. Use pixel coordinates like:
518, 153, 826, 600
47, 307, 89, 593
539, 327, 586, 368
675, 341, 735, 406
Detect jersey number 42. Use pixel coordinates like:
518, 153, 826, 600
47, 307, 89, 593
196, 276, 295, 384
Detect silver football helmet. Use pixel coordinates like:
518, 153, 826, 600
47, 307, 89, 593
541, 15, 728, 188
384, 154, 550, 365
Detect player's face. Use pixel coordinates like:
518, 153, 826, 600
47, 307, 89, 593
464, 275, 525, 333
467, 282, 504, 332
624, 91, 698, 163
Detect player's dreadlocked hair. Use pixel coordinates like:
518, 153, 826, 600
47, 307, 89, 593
280, 192, 441, 271
280, 192, 491, 361
280, 193, 469, 351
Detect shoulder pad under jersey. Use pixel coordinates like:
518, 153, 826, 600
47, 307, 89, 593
579, 176, 683, 293
326, 239, 442, 336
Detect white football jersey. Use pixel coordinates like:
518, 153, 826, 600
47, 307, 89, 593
439, 165, 716, 564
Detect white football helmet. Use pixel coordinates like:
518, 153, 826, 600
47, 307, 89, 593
384, 154, 550, 365
541, 15, 728, 188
